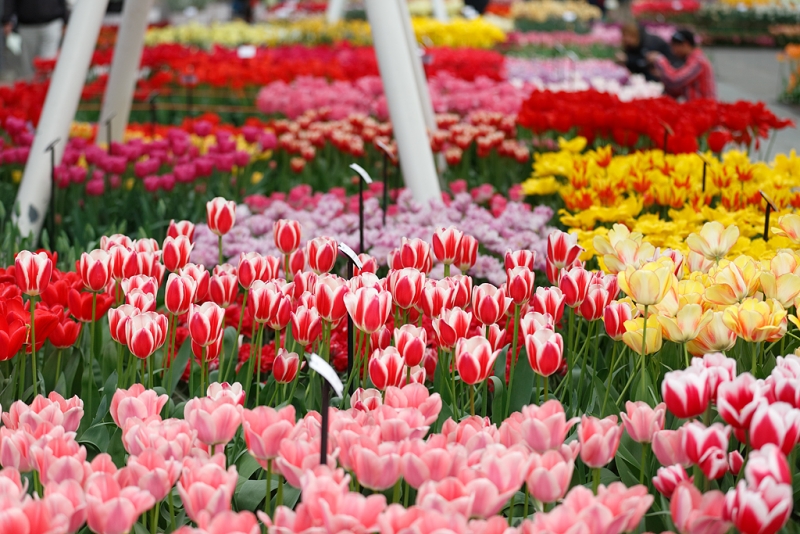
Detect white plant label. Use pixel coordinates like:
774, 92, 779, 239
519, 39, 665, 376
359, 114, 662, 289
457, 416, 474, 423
350, 163, 373, 184
338, 243, 364, 270
307, 353, 344, 397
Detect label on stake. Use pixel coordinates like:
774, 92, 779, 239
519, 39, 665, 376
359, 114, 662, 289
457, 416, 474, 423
349, 163, 373, 184
307, 353, 344, 397
338, 243, 363, 270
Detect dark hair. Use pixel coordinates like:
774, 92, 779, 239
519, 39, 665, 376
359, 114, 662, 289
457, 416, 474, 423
671, 29, 696, 46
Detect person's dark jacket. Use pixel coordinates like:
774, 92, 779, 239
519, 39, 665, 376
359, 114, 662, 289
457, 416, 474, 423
625, 30, 678, 81
2, 0, 67, 26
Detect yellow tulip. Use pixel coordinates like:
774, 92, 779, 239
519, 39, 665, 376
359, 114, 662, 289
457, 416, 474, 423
686, 251, 715, 274
593, 224, 655, 274
704, 256, 761, 306
558, 136, 588, 153
656, 304, 713, 343
686, 221, 740, 262
760, 271, 800, 309
521, 177, 561, 196
622, 316, 663, 355
686, 311, 737, 356
677, 279, 706, 307
772, 214, 800, 244
618, 260, 676, 306
723, 298, 787, 343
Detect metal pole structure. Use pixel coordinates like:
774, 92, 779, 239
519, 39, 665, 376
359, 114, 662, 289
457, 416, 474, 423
432, 0, 449, 22
395, 0, 437, 133
14, 0, 111, 240
326, 0, 348, 24
365, 0, 441, 204
97, 0, 156, 145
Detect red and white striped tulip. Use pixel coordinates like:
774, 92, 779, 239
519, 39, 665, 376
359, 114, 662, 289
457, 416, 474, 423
546, 230, 583, 284
344, 286, 392, 334
455, 337, 500, 385
369, 347, 405, 390
108, 304, 140, 345
662, 367, 711, 419
531, 286, 566, 326
188, 302, 225, 347
604, 300, 636, 341
180, 263, 210, 302
15, 250, 53, 296
273, 219, 302, 255
126, 312, 169, 359
209, 271, 239, 308
291, 305, 322, 346
167, 219, 195, 242
432, 226, 463, 265
165, 272, 198, 316
472, 284, 512, 326
559, 266, 592, 308
238, 252, 279, 289
395, 324, 427, 367
454, 234, 478, 272
525, 329, 564, 378
314, 274, 349, 324
506, 266, 535, 305
505, 249, 535, 271
306, 237, 338, 274
78, 249, 112, 292
387, 268, 425, 310
432, 308, 472, 349
273, 349, 300, 384
653, 464, 692, 498
162, 236, 193, 273
206, 197, 236, 236
748, 400, 800, 455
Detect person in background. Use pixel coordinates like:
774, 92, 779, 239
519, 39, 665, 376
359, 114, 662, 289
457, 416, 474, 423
648, 29, 716, 101
2, 0, 66, 80
618, 21, 676, 81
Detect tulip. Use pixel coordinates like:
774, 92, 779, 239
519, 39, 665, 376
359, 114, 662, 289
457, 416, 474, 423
273, 219, 302, 255
49, 318, 81, 349
578, 415, 623, 468
545, 230, 583, 284
85, 472, 156, 534
101, 234, 133, 251
760, 270, 800, 311
209, 272, 238, 308
241, 405, 295, 464
621, 401, 666, 443
524, 445, 574, 503
652, 429, 691, 467
167, 219, 195, 242
454, 234, 478, 272
206, 197, 236, 236
653, 464, 692, 498
108, 304, 139, 345
315, 274, 349, 324
525, 329, 564, 378
177, 456, 238, 525
126, 289, 157, 313
238, 252, 279, 289
77, 249, 112, 292
686, 221, 739, 262
657, 304, 713, 344
120, 274, 159, 297
396, 237, 431, 272
531, 286, 565, 326
772, 213, 800, 243
401, 443, 467, 489
748, 400, 800, 455
558, 266, 592, 308
670, 482, 729, 534
180, 263, 210, 302
431, 308, 472, 349
723, 478, 793, 534
686, 311, 737, 356
419, 279, 452, 318
125, 448, 182, 501
683, 421, 730, 471
745, 444, 791, 487
394, 324, 427, 367
622, 316, 662, 355
188, 302, 225, 347
126, 312, 168, 359
717, 372, 762, 430
351, 388, 383, 412
577, 284, 608, 321
291, 305, 322, 346
432, 226, 463, 268
15, 250, 52, 296
107, 245, 138, 283
354, 253, 378, 275
135, 251, 165, 286
728, 450, 744, 476
455, 337, 500, 385
604, 299, 636, 341
273, 349, 300, 383
345, 287, 392, 334
505, 249, 535, 271
766, 356, 800, 408
184, 396, 242, 448
306, 236, 338, 274
472, 284, 512, 326
165, 273, 197, 316
618, 260, 675, 306
162, 236, 194, 273
518, 400, 579, 453
110, 383, 169, 428
369, 347, 405, 390
448, 274, 472, 309
506, 266, 535, 305
662, 367, 711, 419
350, 444, 401, 491
387, 268, 425, 310
723, 298, 787, 344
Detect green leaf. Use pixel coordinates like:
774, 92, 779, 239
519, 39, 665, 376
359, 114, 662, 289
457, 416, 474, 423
235, 479, 271, 512
508, 346, 534, 414
236, 453, 262, 480
169, 338, 192, 395
489, 375, 506, 426
433, 352, 454, 407
79, 424, 110, 454
218, 326, 238, 384
281, 486, 301, 508
133, 523, 149, 534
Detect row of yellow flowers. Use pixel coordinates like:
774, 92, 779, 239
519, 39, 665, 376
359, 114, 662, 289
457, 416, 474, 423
510, 0, 602, 23
144, 17, 506, 49
522, 138, 800, 265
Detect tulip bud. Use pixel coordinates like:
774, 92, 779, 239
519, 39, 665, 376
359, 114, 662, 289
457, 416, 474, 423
180, 263, 210, 302
369, 347, 405, 391
108, 245, 138, 282
206, 197, 236, 236
546, 231, 583, 285
652, 464, 691, 498
621, 401, 666, 444
387, 268, 425, 310
394, 324, 426, 367
505, 250, 535, 271
188, 302, 225, 347
531, 287, 566, 326
472, 284, 512, 326
662, 367, 711, 419
506, 266, 535, 305
288, 248, 305, 277
192, 331, 224, 364
525, 446, 574, 503
273, 349, 300, 384
291, 305, 322, 346
354, 254, 378, 276
126, 312, 169, 359
603, 300, 634, 341
167, 219, 195, 242
15, 250, 53, 297
78, 249, 112, 292
396, 237, 431, 272
126, 288, 157, 313
344, 287, 392, 334
209, 272, 239, 308
578, 415, 623, 468
306, 237, 338, 274
448, 275, 472, 309
108, 304, 140, 345
207, 382, 245, 405
238, 252, 279, 289
273, 219, 302, 255
745, 444, 791, 487
165, 273, 197, 316
162, 236, 193, 273
559, 266, 592, 308
419, 279, 452, 319
454, 234, 478, 273
525, 329, 564, 378
455, 337, 500, 385
749, 400, 800, 455
577, 284, 608, 321
432, 308, 472, 349
432, 226, 463, 265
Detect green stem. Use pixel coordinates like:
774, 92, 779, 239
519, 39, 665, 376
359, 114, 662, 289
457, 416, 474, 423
505, 304, 521, 417
640, 443, 649, 485
18, 350, 25, 399
284, 254, 290, 280
276, 473, 284, 510
265, 459, 272, 517
544, 375, 549, 401
224, 289, 249, 381
218, 234, 223, 266
592, 468, 601, 494
165, 313, 176, 388
752, 341, 761, 376
638, 305, 649, 401
602, 344, 620, 416
392, 479, 402, 504
151, 501, 160, 534
89, 292, 97, 410
149, 353, 154, 390
29, 295, 39, 397
683, 342, 690, 368
33, 470, 41, 496
256, 324, 265, 402
481, 379, 488, 417
576, 321, 595, 407
508, 492, 515, 526
116, 343, 124, 389
470, 385, 475, 416
169, 490, 176, 531
523, 486, 529, 520
344, 329, 364, 402
267, 385, 279, 407
444, 263, 450, 278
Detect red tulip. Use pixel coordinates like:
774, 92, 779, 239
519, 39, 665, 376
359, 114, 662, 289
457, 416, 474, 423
432, 226, 463, 265
546, 230, 584, 285
604, 300, 635, 341
454, 234, 478, 272
662, 368, 711, 419
525, 328, 564, 378
162, 236, 194, 273
369, 346, 405, 390
531, 287, 565, 326
344, 287, 392, 334
505, 250, 535, 271
238, 252, 279, 289
165, 273, 197, 316
558, 266, 592, 308
306, 237, 338, 274
273, 349, 299, 384
180, 263, 210, 302
0, 306, 27, 360
15, 250, 52, 296
506, 266, 535, 305
49, 318, 82, 349
209, 272, 238, 308
745, 444, 791, 487
289, 248, 305, 276
707, 130, 732, 153
432, 307, 472, 349
167, 219, 195, 242
472, 283, 511, 326
387, 268, 425, 310
653, 464, 692, 498
578, 415, 623, 468
273, 219, 302, 255
108, 304, 140, 345
126, 312, 168, 359
455, 336, 500, 385
577, 284, 608, 321
314, 274, 349, 324
68, 289, 114, 322
77, 249, 112, 292
188, 302, 225, 347
291, 305, 322, 346
206, 197, 236, 236
394, 324, 426, 367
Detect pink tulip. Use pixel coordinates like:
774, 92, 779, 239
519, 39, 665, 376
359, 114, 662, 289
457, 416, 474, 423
518, 400, 579, 453
15, 250, 53, 296
3, 392, 84, 433
401, 442, 467, 489
206, 382, 245, 406
351, 388, 383, 411
620, 401, 666, 443
275, 438, 335, 488
241, 405, 296, 465
0, 428, 34, 471
206, 197, 236, 236
652, 428, 691, 467
45, 479, 88, 533
653, 464, 692, 498
578, 415, 623, 468
110, 384, 168, 429
748, 400, 800, 455
183, 510, 262, 534
177, 455, 238, 526
350, 443, 402, 491
745, 444, 791, 487
85, 472, 156, 534
121, 418, 194, 461
525, 445, 574, 503
125, 448, 182, 501
662, 367, 711, 419
670, 482, 729, 534
184, 396, 242, 448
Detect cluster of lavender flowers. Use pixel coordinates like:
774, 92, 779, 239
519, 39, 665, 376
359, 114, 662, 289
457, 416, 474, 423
190, 188, 555, 286
505, 23, 678, 48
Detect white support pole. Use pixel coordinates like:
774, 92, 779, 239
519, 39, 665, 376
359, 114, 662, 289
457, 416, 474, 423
432, 0, 449, 22
365, 0, 441, 204
97, 0, 156, 145
395, 0, 437, 132
14, 0, 110, 239
326, 0, 348, 24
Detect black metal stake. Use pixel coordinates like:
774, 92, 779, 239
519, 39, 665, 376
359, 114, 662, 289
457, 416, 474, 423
105, 115, 115, 155
382, 151, 388, 227
663, 128, 668, 154
320, 379, 330, 464
187, 85, 193, 122
764, 204, 773, 242
359, 174, 364, 253
148, 92, 159, 138
346, 257, 355, 382
45, 138, 60, 245
701, 160, 707, 193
